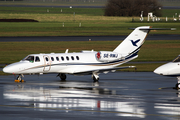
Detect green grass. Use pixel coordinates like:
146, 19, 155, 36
0, 7, 179, 17
0, 7, 105, 16
1, 40, 180, 64
0, 1, 106, 7
0, 22, 179, 36
0, 7, 179, 36
138, 40, 180, 61
162, 9, 180, 17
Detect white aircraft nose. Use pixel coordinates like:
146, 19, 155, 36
3, 66, 10, 73
154, 67, 164, 75
154, 63, 172, 76
3, 66, 13, 74
3, 63, 18, 74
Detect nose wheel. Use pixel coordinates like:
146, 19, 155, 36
15, 74, 24, 83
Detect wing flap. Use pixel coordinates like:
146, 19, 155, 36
73, 66, 135, 75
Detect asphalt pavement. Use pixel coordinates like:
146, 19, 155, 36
0, 72, 180, 120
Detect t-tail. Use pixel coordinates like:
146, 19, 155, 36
113, 26, 151, 57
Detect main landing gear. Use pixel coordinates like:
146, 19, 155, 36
57, 73, 67, 81
92, 73, 99, 82
57, 73, 100, 82
15, 74, 25, 83
175, 76, 180, 90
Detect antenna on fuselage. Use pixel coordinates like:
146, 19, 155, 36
65, 49, 69, 53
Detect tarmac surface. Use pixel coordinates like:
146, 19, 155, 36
0, 34, 180, 42
0, 72, 180, 120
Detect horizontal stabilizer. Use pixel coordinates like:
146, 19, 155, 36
129, 28, 176, 30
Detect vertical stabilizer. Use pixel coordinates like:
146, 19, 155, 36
113, 26, 151, 55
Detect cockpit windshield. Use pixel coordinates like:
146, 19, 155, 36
22, 56, 40, 63
23, 56, 34, 63
172, 56, 180, 62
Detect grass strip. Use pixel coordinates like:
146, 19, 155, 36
0, 40, 179, 64
0, 7, 180, 36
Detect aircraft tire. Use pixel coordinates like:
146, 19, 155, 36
60, 73, 66, 80
175, 83, 180, 90
17, 75, 22, 81
93, 75, 99, 81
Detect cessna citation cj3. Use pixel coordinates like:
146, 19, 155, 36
154, 55, 180, 89
3, 26, 155, 82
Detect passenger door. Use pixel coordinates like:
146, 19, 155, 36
43, 56, 51, 72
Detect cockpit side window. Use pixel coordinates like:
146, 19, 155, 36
23, 56, 34, 63
35, 56, 40, 62
172, 56, 180, 62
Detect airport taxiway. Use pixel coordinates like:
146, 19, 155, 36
0, 35, 180, 42
0, 72, 180, 120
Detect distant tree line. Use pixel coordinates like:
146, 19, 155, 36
104, 0, 162, 17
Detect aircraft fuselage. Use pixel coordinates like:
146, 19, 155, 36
3, 51, 136, 75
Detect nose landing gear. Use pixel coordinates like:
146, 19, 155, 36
15, 74, 24, 83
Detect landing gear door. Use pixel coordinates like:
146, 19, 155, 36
43, 56, 51, 72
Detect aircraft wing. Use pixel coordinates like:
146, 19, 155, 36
73, 66, 135, 75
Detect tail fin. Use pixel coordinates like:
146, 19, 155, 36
113, 26, 151, 55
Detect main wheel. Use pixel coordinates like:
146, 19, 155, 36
92, 75, 99, 81
59, 73, 66, 80
175, 83, 180, 90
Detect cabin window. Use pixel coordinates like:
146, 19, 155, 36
76, 56, 79, 60
173, 56, 180, 62
23, 56, 34, 63
71, 56, 74, 60
66, 56, 69, 61
51, 57, 54, 61
61, 57, 64, 61
56, 57, 59, 61
45, 57, 49, 62
35, 56, 40, 62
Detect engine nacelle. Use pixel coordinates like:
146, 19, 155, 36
95, 51, 123, 62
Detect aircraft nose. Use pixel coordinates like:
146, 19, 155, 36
3, 64, 18, 74
154, 67, 164, 75
3, 66, 12, 74
154, 64, 171, 76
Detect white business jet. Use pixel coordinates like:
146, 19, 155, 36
3, 26, 153, 82
154, 55, 180, 89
